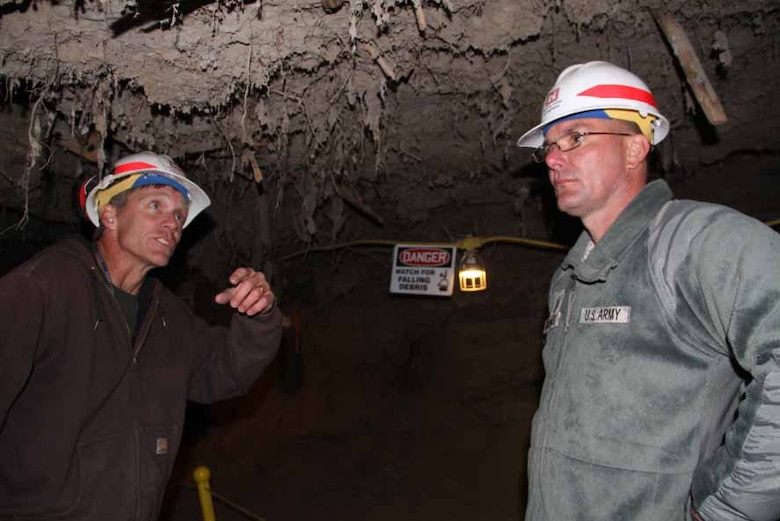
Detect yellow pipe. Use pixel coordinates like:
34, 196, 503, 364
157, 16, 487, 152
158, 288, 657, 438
279, 235, 568, 262
279, 217, 778, 265
461, 235, 569, 252
193, 466, 217, 521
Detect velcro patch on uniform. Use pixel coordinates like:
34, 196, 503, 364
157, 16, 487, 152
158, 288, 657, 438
543, 289, 566, 333
580, 306, 631, 324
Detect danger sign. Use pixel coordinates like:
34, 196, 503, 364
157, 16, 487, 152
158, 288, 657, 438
389, 244, 456, 297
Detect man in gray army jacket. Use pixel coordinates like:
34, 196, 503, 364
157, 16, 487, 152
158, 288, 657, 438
516, 61, 780, 521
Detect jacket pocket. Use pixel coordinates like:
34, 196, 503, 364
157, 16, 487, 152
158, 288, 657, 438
0, 431, 139, 520
73, 430, 139, 520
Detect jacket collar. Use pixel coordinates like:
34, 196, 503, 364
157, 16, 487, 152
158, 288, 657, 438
562, 179, 673, 283
57, 236, 161, 302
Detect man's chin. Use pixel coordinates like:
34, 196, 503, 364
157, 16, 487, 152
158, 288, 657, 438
147, 240, 178, 264
556, 197, 583, 216
149, 251, 174, 268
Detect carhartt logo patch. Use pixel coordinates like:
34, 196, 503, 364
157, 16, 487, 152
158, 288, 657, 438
580, 306, 631, 324
156, 437, 169, 455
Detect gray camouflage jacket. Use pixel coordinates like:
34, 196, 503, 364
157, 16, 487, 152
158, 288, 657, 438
525, 180, 780, 521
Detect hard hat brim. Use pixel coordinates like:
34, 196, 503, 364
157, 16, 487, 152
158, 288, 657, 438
516, 123, 546, 149
517, 110, 670, 150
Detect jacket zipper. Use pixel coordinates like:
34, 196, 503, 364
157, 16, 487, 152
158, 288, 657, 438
91, 263, 158, 366
132, 299, 159, 365
91, 267, 135, 350
537, 277, 577, 515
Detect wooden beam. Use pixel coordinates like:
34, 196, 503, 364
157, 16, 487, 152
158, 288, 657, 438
655, 12, 728, 125
241, 149, 264, 184
364, 42, 397, 82
412, 0, 426, 32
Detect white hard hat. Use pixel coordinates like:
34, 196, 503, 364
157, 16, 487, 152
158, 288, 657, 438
81, 151, 210, 228
516, 61, 670, 148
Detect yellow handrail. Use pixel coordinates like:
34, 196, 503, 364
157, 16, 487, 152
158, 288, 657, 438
192, 466, 269, 521
193, 466, 217, 521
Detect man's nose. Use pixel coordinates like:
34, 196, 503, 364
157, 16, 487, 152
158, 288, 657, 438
544, 144, 565, 168
162, 212, 182, 231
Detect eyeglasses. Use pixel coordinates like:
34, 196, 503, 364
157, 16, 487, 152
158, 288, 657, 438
532, 130, 635, 163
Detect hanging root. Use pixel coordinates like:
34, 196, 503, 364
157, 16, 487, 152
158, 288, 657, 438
210, 113, 237, 181
0, 93, 43, 236
411, 0, 426, 31
20, 96, 44, 225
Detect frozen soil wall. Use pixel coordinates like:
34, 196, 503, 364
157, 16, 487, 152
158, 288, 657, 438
1, 1, 779, 261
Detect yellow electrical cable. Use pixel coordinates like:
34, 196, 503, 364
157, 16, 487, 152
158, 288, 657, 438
279, 216, 779, 263
470, 235, 569, 251
279, 235, 568, 262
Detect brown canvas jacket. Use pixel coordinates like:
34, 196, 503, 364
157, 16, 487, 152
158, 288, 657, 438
0, 238, 282, 520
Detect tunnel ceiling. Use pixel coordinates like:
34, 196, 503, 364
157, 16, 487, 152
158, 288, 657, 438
0, 0, 779, 279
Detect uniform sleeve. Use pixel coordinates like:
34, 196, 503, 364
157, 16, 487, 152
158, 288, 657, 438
0, 270, 45, 429
185, 304, 283, 404
689, 213, 780, 521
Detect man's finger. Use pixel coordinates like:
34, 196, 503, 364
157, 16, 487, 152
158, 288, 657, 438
229, 267, 255, 285
214, 288, 235, 304
215, 268, 274, 314
236, 284, 271, 313
245, 294, 274, 316
231, 279, 260, 309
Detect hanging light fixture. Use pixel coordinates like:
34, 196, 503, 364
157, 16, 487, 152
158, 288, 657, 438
458, 249, 487, 292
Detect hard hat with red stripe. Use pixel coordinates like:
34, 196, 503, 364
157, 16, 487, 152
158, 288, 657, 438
516, 61, 669, 149
81, 151, 210, 228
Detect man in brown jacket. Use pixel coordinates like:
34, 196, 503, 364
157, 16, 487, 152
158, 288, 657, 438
0, 151, 282, 520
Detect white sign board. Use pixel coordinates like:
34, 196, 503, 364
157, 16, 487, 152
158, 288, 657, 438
389, 244, 456, 297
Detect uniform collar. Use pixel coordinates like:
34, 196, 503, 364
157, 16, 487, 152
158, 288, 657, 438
562, 179, 673, 282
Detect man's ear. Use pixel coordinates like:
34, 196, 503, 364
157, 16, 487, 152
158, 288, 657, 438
99, 205, 118, 231
625, 134, 651, 171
